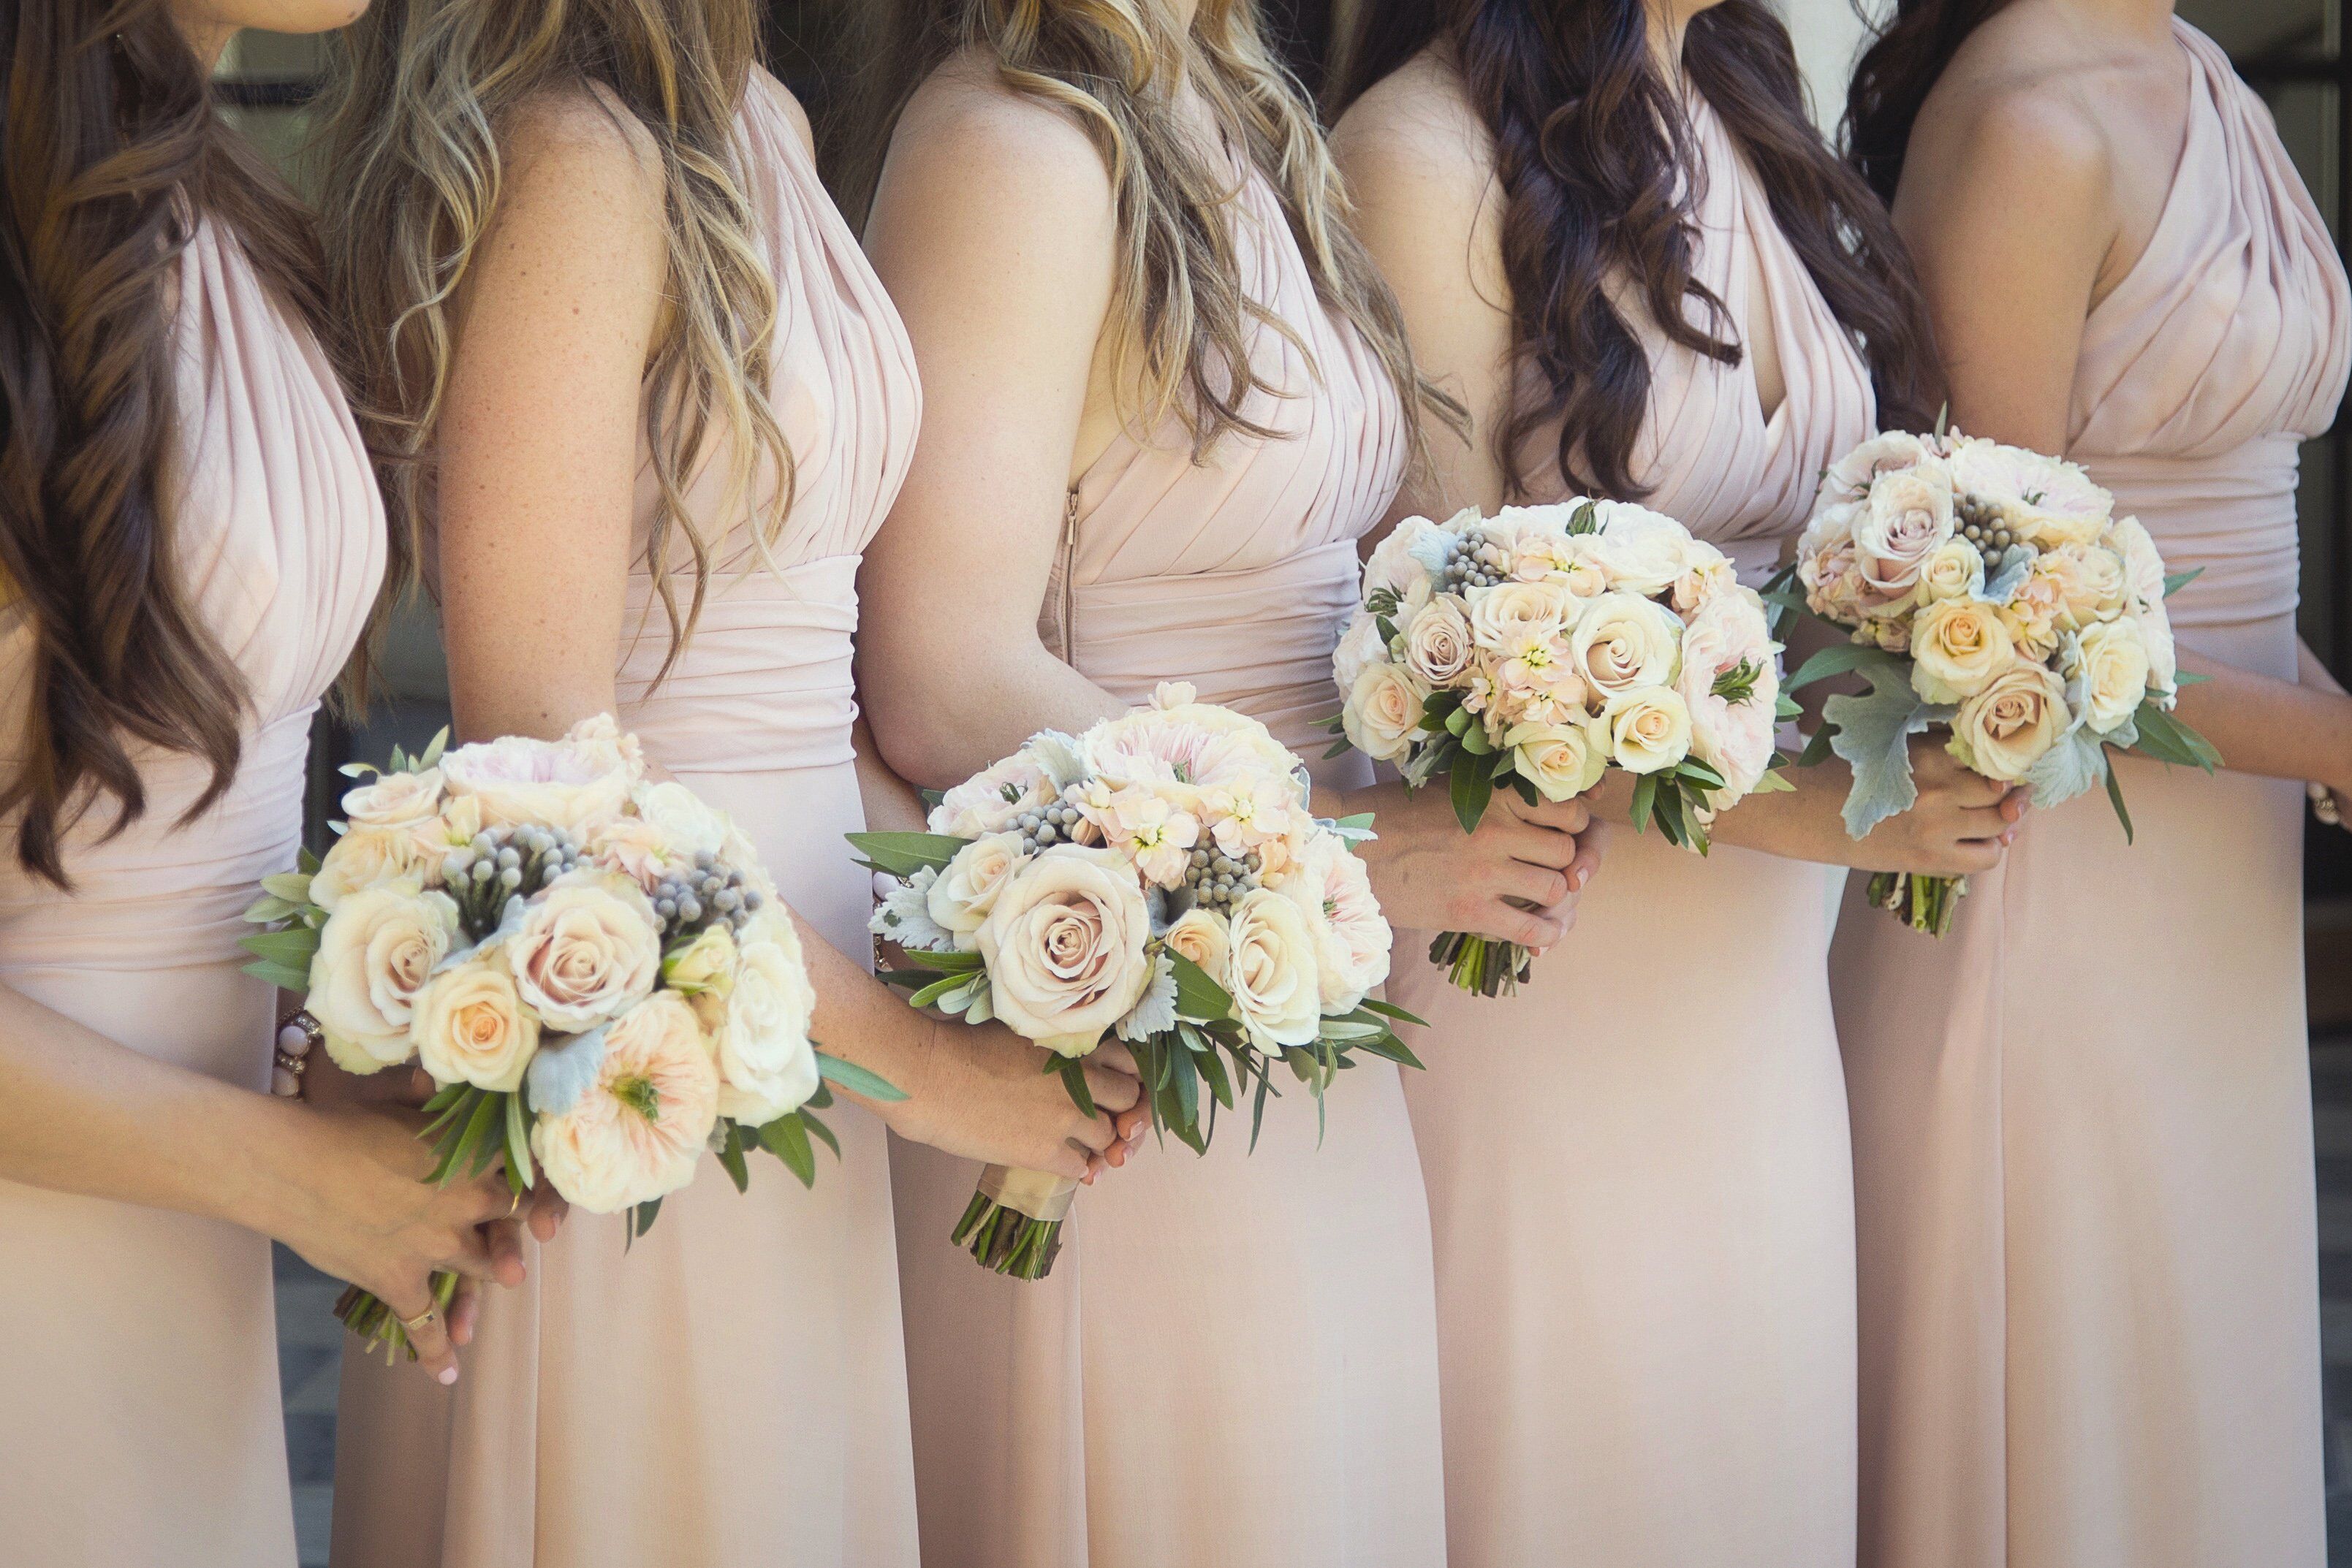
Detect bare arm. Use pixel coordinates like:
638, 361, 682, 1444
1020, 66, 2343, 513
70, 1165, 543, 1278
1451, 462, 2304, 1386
436, 94, 1128, 1179
1336, 59, 2013, 878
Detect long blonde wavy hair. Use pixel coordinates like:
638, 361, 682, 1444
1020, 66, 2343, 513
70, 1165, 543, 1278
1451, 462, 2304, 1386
314, 0, 793, 685
849, 0, 1454, 457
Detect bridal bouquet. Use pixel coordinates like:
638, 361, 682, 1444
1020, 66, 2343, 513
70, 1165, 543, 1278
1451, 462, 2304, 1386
1331, 498, 1797, 995
241, 717, 896, 1358
1783, 430, 2220, 934
853, 683, 1421, 1279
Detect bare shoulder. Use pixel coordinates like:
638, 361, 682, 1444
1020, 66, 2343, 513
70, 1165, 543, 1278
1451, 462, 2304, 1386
467, 85, 667, 337
1906, 16, 2114, 209
1332, 47, 1495, 216
498, 83, 666, 208
746, 65, 816, 158
877, 53, 1116, 235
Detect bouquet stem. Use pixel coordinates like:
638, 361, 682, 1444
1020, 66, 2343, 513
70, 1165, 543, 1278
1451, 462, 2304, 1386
1868, 871, 1967, 937
1428, 931, 1532, 998
950, 1165, 1079, 1280
333, 1268, 460, 1364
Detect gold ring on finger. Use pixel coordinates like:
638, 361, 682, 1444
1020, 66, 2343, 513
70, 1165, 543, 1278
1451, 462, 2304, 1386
399, 1305, 439, 1335
507, 1190, 522, 1219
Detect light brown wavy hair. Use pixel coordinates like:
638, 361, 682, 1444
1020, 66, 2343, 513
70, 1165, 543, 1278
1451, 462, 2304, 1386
846, 0, 1454, 457
0, 3, 325, 885
314, 0, 794, 683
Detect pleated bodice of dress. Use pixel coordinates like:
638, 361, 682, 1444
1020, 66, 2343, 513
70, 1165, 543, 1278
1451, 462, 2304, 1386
892, 152, 1450, 1568
1834, 23, 2348, 1568
1390, 86, 1875, 1568
0, 216, 385, 1567
331, 71, 926, 1568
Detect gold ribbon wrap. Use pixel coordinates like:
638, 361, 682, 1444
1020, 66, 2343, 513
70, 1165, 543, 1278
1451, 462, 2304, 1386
977, 1164, 1078, 1223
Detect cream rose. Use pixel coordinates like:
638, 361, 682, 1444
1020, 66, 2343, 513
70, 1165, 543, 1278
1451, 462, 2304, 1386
1854, 471, 1955, 601
504, 875, 662, 1032
1505, 718, 1609, 802
439, 729, 634, 835
311, 823, 438, 913
661, 923, 739, 997
411, 955, 539, 1093
1332, 612, 1387, 695
702, 914, 819, 1127
341, 768, 445, 831
1466, 580, 1570, 655
1362, 514, 1448, 599
1916, 540, 1987, 604
308, 883, 460, 1074
1275, 836, 1390, 1013
1341, 662, 1428, 764
1161, 907, 1233, 991
928, 833, 1032, 949
1603, 688, 1693, 775
1403, 594, 1477, 685
977, 846, 1154, 1056
1950, 663, 2069, 782
1571, 591, 1682, 696
531, 992, 718, 1214
1224, 889, 1324, 1051
1910, 598, 2017, 704
2071, 618, 2152, 734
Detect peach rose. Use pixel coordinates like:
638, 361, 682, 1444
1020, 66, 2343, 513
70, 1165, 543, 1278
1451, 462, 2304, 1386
1949, 663, 2068, 782
411, 955, 539, 1093
1161, 907, 1233, 992
2071, 618, 2152, 735
1571, 591, 1682, 697
504, 875, 662, 1032
1505, 718, 1609, 802
1224, 888, 1324, 1051
1341, 662, 1428, 764
1909, 598, 2017, 704
1603, 687, 1693, 775
340, 767, 444, 831
977, 846, 1154, 1056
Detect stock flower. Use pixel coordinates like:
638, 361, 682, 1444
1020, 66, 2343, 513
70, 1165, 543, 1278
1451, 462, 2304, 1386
440, 728, 634, 835
1671, 546, 1740, 616
311, 824, 437, 913
309, 882, 460, 1073
977, 846, 1154, 1056
1224, 889, 1324, 1052
1949, 663, 2069, 782
1571, 592, 1682, 697
341, 767, 444, 831
532, 993, 718, 1214
411, 954, 539, 1094
1603, 688, 1694, 775
928, 833, 1033, 947
701, 913, 819, 1127
1080, 785, 1202, 888
1202, 774, 1305, 864
505, 874, 662, 1032
1910, 598, 2017, 704
1342, 663, 1428, 764
2071, 618, 2152, 734
1161, 907, 1233, 991
1277, 835, 1391, 1013
1505, 718, 1609, 802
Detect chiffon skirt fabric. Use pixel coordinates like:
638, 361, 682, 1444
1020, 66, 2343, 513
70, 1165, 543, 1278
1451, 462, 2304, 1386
1390, 834, 1858, 1568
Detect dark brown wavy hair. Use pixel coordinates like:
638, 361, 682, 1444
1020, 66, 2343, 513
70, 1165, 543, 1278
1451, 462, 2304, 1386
0, 3, 326, 885
1843, 0, 2011, 205
1332, 0, 1940, 502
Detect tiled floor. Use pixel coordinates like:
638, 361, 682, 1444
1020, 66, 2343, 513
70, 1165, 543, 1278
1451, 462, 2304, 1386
278, 1039, 2352, 1567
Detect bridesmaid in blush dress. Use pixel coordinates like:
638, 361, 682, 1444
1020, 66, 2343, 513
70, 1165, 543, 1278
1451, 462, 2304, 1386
1328, 3, 2007, 1564
0, 4, 534, 1563
853, 4, 1598, 1564
1837, 5, 2351, 1563
315, 7, 1137, 1565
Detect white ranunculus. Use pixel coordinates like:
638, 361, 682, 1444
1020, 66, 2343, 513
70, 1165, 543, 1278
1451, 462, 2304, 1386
1224, 889, 1324, 1052
976, 845, 1154, 1057
700, 913, 819, 1127
309, 882, 460, 1073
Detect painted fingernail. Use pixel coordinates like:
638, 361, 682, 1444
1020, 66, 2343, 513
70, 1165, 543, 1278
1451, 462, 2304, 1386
438, 1367, 458, 1386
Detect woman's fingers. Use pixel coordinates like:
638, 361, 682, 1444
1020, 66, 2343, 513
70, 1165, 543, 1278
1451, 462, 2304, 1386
1066, 1106, 1120, 1154
436, 1221, 498, 1282
447, 1276, 483, 1349
1090, 1040, 1140, 1078
1504, 793, 1592, 837
1038, 1138, 1092, 1181
1498, 859, 1571, 911
482, 1215, 528, 1290
1565, 821, 1609, 894
390, 1285, 460, 1386
526, 1187, 569, 1244
1493, 813, 1582, 869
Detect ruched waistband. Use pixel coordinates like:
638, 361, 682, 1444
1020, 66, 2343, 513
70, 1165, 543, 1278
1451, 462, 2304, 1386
1070, 539, 1359, 756
2091, 436, 2302, 630
0, 705, 314, 973
619, 553, 860, 775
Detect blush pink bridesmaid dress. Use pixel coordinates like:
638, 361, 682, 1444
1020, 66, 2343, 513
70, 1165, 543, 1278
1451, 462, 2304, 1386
1831, 23, 2349, 1568
1386, 94, 1875, 1568
887, 161, 1447, 1568
0, 219, 387, 1564
329, 72, 925, 1568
